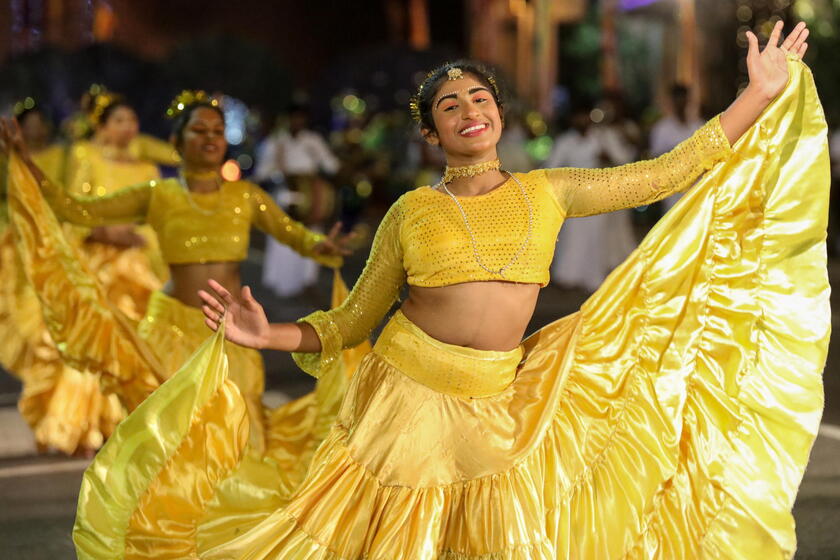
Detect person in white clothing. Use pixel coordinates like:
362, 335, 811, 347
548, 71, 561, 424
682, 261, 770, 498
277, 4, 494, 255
255, 105, 341, 298
649, 84, 703, 212
548, 104, 637, 292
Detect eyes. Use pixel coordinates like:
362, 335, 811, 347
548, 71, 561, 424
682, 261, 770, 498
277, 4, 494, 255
189, 126, 224, 136
440, 95, 490, 112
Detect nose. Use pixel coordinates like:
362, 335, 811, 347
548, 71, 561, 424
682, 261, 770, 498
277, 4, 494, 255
461, 101, 481, 119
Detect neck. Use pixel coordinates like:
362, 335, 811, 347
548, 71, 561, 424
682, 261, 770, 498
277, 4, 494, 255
441, 157, 506, 196
181, 165, 221, 193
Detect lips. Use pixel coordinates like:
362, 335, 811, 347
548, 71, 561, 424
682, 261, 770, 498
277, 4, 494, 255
459, 123, 489, 137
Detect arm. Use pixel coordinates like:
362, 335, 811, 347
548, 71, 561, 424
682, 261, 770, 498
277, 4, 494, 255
201, 200, 406, 378
290, 201, 405, 376
248, 183, 343, 268
547, 115, 733, 217
17, 150, 151, 226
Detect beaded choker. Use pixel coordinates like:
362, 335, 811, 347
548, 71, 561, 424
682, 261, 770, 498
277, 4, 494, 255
441, 159, 502, 185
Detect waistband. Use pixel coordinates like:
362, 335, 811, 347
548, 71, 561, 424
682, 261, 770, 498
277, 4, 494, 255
373, 310, 523, 398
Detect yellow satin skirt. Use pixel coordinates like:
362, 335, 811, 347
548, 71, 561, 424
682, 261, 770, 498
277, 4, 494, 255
0, 228, 125, 453
75, 59, 828, 559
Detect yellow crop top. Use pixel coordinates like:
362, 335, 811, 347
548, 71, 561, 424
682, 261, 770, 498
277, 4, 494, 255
40, 176, 341, 267
293, 115, 733, 377
65, 141, 160, 197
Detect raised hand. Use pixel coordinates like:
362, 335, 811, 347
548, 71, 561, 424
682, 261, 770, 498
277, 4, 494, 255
313, 222, 357, 258
746, 21, 809, 101
199, 279, 271, 349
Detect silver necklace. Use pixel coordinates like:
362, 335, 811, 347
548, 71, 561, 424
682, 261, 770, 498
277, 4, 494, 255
437, 172, 533, 278
178, 172, 224, 217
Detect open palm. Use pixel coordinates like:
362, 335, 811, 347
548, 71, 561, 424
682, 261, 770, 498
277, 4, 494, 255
200, 280, 270, 349
746, 21, 809, 101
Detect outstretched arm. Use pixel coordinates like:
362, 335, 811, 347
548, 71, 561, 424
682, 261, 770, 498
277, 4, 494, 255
548, 21, 809, 218
0, 117, 151, 225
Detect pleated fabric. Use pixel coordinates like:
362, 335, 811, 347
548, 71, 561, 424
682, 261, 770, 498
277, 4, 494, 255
74, 58, 828, 559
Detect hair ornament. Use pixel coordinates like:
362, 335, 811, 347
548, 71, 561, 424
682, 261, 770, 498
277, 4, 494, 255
12, 96, 37, 117
89, 91, 122, 126
447, 68, 464, 80
166, 90, 220, 120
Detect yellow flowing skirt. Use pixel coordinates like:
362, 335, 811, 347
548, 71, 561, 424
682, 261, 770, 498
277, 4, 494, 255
0, 227, 125, 453
74, 59, 828, 559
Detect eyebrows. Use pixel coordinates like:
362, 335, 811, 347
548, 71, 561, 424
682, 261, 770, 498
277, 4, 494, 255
434, 86, 492, 109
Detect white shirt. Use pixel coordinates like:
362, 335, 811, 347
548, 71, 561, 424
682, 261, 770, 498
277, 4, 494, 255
649, 116, 703, 157
254, 129, 339, 181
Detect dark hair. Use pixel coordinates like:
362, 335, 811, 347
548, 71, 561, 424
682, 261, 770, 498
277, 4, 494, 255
414, 59, 504, 133
669, 84, 689, 99
98, 99, 135, 126
170, 102, 226, 146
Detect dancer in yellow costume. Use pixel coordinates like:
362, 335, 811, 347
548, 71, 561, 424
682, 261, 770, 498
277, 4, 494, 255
20, 22, 831, 559
64, 92, 169, 317
0, 104, 125, 455
3, 89, 357, 464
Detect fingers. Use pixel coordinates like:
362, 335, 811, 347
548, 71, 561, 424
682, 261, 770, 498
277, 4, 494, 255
767, 20, 784, 49
746, 31, 760, 61
798, 42, 809, 58
781, 22, 807, 52
790, 27, 809, 55
204, 317, 220, 332
207, 278, 236, 306
198, 289, 226, 314
240, 285, 260, 311
202, 305, 222, 324
328, 221, 342, 240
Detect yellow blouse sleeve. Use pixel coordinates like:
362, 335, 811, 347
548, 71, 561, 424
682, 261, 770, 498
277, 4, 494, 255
292, 201, 406, 378
547, 115, 733, 218
39, 174, 151, 226
248, 183, 342, 268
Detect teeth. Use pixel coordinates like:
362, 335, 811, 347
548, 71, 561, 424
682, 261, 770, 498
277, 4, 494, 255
460, 124, 486, 135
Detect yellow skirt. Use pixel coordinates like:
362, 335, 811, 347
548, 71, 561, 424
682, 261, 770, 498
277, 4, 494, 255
74, 59, 828, 559
0, 227, 125, 453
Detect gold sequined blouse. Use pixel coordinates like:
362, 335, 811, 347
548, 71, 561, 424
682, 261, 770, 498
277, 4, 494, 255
294, 115, 733, 377
40, 177, 340, 267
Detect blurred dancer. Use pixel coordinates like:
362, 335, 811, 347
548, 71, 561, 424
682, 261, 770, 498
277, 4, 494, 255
0, 103, 123, 456
547, 104, 636, 291
650, 84, 703, 212
66, 24, 829, 559
256, 104, 340, 297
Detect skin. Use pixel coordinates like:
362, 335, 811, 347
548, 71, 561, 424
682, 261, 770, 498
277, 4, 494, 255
0, 106, 352, 310
114, 22, 816, 354
19, 111, 50, 152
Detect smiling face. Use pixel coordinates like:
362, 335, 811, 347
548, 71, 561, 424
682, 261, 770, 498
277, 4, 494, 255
177, 106, 227, 170
424, 73, 503, 165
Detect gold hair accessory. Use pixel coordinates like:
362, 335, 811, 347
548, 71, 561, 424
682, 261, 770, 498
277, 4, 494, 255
89, 91, 122, 126
440, 159, 502, 184
166, 90, 220, 120
447, 68, 464, 80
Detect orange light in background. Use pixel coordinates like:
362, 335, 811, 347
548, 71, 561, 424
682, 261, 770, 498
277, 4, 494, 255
221, 159, 241, 182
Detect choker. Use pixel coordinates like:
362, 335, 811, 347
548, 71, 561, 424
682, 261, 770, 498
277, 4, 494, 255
441, 159, 502, 185
182, 169, 221, 181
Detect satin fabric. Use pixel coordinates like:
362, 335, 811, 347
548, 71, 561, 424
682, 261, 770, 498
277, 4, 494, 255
75, 58, 828, 559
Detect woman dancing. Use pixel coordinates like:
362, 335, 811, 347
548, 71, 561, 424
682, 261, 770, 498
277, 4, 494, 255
3, 91, 354, 460
22, 21, 834, 559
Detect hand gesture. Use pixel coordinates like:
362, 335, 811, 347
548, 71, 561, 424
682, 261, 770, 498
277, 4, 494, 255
0, 117, 27, 157
199, 279, 270, 349
746, 21, 809, 101
312, 222, 356, 258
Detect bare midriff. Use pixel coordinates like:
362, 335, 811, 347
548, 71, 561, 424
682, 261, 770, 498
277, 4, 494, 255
168, 261, 242, 308
400, 281, 540, 352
